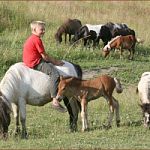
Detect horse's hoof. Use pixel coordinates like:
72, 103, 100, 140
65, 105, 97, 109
103, 124, 112, 130
116, 120, 120, 127
69, 128, 77, 133
2, 133, 8, 141
81, 128, 89, 132
21, 132, 28, 139
15, 127, 21, 136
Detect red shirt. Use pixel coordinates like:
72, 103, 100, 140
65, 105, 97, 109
23, 34, 45, 68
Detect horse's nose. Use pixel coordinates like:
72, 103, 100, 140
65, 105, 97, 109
56, 95, 63, 101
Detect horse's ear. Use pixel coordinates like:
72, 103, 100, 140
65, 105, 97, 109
67, 77, 74, 83
138, 103, 143, 110
60, 76, 63, 81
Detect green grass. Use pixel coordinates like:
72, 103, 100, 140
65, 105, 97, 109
0, 1, 150, 149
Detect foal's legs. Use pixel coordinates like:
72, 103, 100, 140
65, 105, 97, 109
112, 96, 120, 127
104, 95, 114, 128
80, 93, 88, 131
18, 98, 27, 139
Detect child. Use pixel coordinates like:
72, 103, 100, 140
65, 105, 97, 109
23, 21, 66, 113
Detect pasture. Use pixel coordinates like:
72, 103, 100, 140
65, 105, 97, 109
0, 1, 150, 149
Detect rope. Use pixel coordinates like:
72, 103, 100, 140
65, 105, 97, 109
62, 35, 91, 59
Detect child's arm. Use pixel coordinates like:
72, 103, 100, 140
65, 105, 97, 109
41, 52, 64, 66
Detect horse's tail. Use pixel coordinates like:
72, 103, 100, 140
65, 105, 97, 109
71, 62, 83, 79
114, 77, 123, 93
136, 87, 139, 94
136, 37, 144, 44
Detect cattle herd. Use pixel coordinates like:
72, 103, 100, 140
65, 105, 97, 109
55, 18, 142, 59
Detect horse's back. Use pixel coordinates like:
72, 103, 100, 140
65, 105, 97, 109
55, 60, 78, 78
100, 75, 115, 88
0, 62, 51, 102
138, 72, 150, 103
85, 24, 102, 36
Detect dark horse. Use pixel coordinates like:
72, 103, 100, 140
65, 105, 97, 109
55, 18, 82, 44
105, 22, 135, 38
72, 24, 112, 48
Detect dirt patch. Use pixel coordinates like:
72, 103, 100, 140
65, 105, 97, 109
83, 67, 119, 79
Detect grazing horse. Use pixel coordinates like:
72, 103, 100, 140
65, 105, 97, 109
137, 72, 150, 128
103, 35, 137, 60
72, 24, 112, 48
55, 18, 82, 44
56, 75, 123, 132
0, 60, 82, 139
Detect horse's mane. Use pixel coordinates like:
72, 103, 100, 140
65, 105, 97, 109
108, 35, 121, 45
62, 76, 83, 81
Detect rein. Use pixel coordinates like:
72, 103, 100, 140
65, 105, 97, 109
63, 35, 91, 59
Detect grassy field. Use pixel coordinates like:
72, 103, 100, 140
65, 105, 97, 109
0, 1, 150, 149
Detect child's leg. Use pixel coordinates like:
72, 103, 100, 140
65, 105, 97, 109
34, 61, 66, 112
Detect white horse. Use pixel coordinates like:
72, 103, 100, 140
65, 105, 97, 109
0, 60, 82, 139
137, 72, 150, 128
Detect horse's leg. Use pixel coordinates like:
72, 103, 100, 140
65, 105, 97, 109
112, 96, 120, 127
120, 48, 123, 59
63, 97, 80, 132
80, 93, 88, 132
2, 112, 10, 140
2, 123, 9, 140
84, 39, 88, 47
65, 33, 67, 44
12, 103, 20, 136
69, 34, 71, 44
18, 98, 27, 139
128, 49, 134, 60
104, 95, 114, 128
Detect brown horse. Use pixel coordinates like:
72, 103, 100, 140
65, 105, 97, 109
56, 75, 123, 132
55, 18, 82, 44
103, 35, 137, 60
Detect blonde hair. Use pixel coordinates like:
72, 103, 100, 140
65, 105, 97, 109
30, 21, 45, 31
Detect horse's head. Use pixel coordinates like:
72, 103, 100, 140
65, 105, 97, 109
71, 32, 78, 43
72, 26, 88, 43
56, 76, 74, 100
72, 29, 82, 43
0, 95, 11, 140
139, 103, 150, 128
102, 44, 111, 58
55, 32, 62, 44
